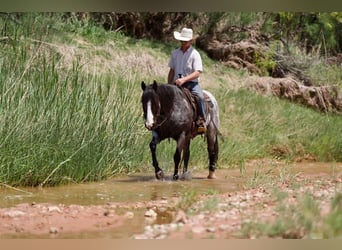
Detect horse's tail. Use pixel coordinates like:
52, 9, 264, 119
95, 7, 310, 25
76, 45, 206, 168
203, 90, 225, 142
214, 121, 225, 142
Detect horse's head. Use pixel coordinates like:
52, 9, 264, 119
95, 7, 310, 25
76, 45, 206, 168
141, 80, 161, 130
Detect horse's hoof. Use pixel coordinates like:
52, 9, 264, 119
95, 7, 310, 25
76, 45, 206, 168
173, 174, 179, 181
155, 170, 164, 180
207, 171, 216, 179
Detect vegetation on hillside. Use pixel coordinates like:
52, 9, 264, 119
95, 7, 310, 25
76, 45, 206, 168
0, 13, 341, 187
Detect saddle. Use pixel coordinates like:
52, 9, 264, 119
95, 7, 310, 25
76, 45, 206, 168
181, 87, 212, 135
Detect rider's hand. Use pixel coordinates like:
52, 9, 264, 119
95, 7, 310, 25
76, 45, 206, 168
175, 78, 185, 86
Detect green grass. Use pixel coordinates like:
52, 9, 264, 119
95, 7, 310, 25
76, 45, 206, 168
214, 86, 342, 167
0, 14, 150, 186
0, 52, 147, 186
1, 13, 342, 186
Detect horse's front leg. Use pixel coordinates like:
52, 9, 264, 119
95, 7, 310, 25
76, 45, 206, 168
206, 125, 218, 179
173, 132, 187, 180
182, 138, 191, 174
150, 131, 164, 180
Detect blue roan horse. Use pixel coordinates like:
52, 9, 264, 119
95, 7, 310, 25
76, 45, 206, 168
141, 80, 220, 180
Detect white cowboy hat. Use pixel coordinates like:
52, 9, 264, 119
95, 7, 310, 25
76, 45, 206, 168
173, 28, 193, 41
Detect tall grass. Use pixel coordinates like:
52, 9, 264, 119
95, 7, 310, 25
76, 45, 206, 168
0, 13, 151, 186
0, 48, 148, 186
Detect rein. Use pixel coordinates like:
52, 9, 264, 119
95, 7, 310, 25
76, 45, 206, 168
154, 115, 169, 128
153, 108, 172, 129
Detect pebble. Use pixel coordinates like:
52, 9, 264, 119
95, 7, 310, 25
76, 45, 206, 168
168, 223, 178, 231
192, 226, 205, 234
48, 206, 62, 213
218, 224, 230, 231
124, 211, 134, 219
144, 209, 157, 218
3, 210, 26, 218
49, 227, 59, 234
174, 210, 188, 224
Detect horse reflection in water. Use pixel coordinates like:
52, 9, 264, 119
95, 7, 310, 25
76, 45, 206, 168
141, 80, 221, 180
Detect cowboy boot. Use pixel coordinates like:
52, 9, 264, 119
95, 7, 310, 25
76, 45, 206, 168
196, 97, 206, 134
196, 117, 206, 134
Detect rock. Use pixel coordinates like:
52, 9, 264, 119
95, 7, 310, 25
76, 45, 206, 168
48, 206, 62, 213
49, 227, 59, 234
174, 210, 188, 224
124, 211, 134, 219
218, 224, 230, 231
144, 209, 157, 218
192, 226, 205, 234
3, 210, 26, 218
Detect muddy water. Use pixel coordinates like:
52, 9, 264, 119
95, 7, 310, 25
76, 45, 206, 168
1, 162, 341, 238
0, 169, 245, 209
0, 169, 245, 238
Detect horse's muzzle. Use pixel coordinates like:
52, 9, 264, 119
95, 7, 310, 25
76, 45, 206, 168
144, 122, 154, 130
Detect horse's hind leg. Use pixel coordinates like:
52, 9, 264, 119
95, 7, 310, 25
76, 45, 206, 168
206, 127, 219, 179
182, 139, 190, 174
173, 132, 187, 180
150, 131, 164, 180
179, 138, 192, 181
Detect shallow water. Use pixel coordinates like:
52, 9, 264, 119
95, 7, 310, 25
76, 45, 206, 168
0, 169, 244, 209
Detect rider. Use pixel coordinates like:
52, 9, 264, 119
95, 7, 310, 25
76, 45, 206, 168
167, 27, 206, 133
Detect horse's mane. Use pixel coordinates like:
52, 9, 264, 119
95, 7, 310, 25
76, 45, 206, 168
155, 83, 183, 111
142, 82, 187, 117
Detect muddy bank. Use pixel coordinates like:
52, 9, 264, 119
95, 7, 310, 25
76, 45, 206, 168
0, 203, 126, 237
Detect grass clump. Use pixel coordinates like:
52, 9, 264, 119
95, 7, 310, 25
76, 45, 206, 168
240, 190, 342, 239
177, 190, 199, 212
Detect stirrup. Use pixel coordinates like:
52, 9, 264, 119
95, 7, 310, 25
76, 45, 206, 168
197, 126, 206, 134
196, 117, 206, 134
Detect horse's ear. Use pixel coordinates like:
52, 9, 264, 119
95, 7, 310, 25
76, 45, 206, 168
141, 81, 146, 91
152, 80, 158, 91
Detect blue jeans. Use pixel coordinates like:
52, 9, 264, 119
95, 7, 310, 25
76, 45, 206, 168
183, 81, 206, 119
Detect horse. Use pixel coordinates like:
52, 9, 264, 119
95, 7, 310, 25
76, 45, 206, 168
141, 80, 220, 181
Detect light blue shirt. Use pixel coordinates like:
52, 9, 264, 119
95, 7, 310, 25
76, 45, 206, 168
168, 46, 203, 83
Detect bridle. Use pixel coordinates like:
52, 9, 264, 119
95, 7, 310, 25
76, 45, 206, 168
143, 90, 172, 130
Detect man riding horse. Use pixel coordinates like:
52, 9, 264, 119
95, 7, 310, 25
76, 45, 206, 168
140, 27, 220, 180
167, 27, 206, 134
